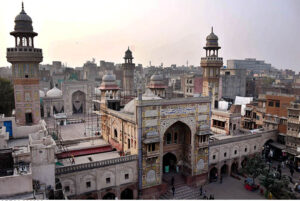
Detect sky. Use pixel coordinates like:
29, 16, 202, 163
0, 0, 299, 72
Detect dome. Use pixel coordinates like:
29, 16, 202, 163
206, 27, 219, 47
102, 71, 116, 82
39, 90, 45, 98
46, 87, 62, 98
12, 3, 35, 33
123, 89, 161, 114
150, 72, 163, 81
124, 47, 133, 59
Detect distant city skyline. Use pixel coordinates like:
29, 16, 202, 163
0, 0, 299, 72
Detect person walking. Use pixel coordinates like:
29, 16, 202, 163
290, 167, 295, 177
172, 185, 175, 197
200, 185, 203, 196
171, 176, 174, 186
203, 190, 207, 199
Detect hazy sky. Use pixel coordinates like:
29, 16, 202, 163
0, 0, 299, 71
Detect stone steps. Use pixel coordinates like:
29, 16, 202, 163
159, 185, 202, 200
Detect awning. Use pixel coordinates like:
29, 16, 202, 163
197, 130, 212, 136
143, 138, 160, 144
269, 142, 286, 150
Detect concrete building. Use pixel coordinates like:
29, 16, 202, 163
220, 67, 246, 101
227, 58, 272, 74
201, 27, 223, 109
181, 74, 203, 97
211, 104, 241, 136
7, 3, 43, 125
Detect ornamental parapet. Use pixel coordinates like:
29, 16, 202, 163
55, 154, 138, 175
7, 47, 43, 63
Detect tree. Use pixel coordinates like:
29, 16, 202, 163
0, 78, 14, 116
259, 166, 295, 199
241, 154, 266, 184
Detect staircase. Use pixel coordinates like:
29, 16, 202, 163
159, 185, 201, 200
160, 173, 201, 200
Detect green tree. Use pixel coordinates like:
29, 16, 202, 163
241, 154, 266, 184
0, 78, 14, 116
259, 166, 295, 199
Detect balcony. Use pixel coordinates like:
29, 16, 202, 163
7, 47, 43, 63
146, 150, 160, 158
288, 117, 300, 124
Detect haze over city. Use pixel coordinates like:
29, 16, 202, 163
0, 0, 299, 71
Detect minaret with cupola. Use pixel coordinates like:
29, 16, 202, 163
201, 27, 223, 109
122, 47, 135, 105
7, 3, 43, 125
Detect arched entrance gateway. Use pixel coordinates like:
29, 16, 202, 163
162, 121, 191, 179
209, 167, 218, 182
221, 164, 228, 176
121, 188, 133, 199
231, 161, 239, 174
72, 90, 86, 114
103, 192, 115, 200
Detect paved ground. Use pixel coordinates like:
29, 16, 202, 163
160, 176, 264, 200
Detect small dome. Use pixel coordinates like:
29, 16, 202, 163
206, 27, 219, 47
150, 72, 163, 81
124, 47, 133, 59
39, 90, 45, 98
46, 87, 62, 98
102, 71, 116, 82
13, 3, 35, 33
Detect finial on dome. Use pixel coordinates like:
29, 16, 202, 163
128, 46, 130, 50
211, 26, 213, 33
22, 2, 24, 10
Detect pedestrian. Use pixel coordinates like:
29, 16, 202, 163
290, 167, 294, 177
209, 194, 213, 199
220, 175, 223, 184
203, 190, 206, 198
212, 194, 214, 200
171, 176, 174, 186
172, 185, 175, 197
200, 185, 203, 196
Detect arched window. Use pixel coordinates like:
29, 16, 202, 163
114, 129, 118, 138
166, 133, 172, 144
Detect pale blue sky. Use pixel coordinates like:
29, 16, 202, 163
0, 0, 299, 71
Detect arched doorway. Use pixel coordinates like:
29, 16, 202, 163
221, 164, 228, 176
241, 158, 247, 168
163, 121, 191, 175
72, 90, 86, 114
231, 161, 238, 174
121, 188, 133, 199
103, 192, 115, 200
163, 153, 177, 173
209, 167, 218, 182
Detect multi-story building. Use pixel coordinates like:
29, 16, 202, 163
286, 100, 300, 162
181, 74, 203, 97
220, 67, 246, 101
227, 58, 272, 75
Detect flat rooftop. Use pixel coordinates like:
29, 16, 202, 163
58, 151, 120, 166
63, 138, 108, 151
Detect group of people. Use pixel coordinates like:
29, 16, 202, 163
200, 186, 214, 199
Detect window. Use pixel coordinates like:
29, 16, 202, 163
106, 178, 111, 184
234, 150, 237, 155
174, 133, 178, 144
128, 139, 131, 149
225, 71, 230, 76
245, 148, 247, 152
254, 145, 256, 150
268, 101, 274, 107
64, 186, 70, 192
148, 143, 155, 152
114, 129, 118, 138
166, 133, 172, 144
233, 124, 236, 130
213, 155, 216, 160
86, 181, 91, 188
275, 101, 280, 107
125, 174, 129, 180
224, 152, 227, 157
